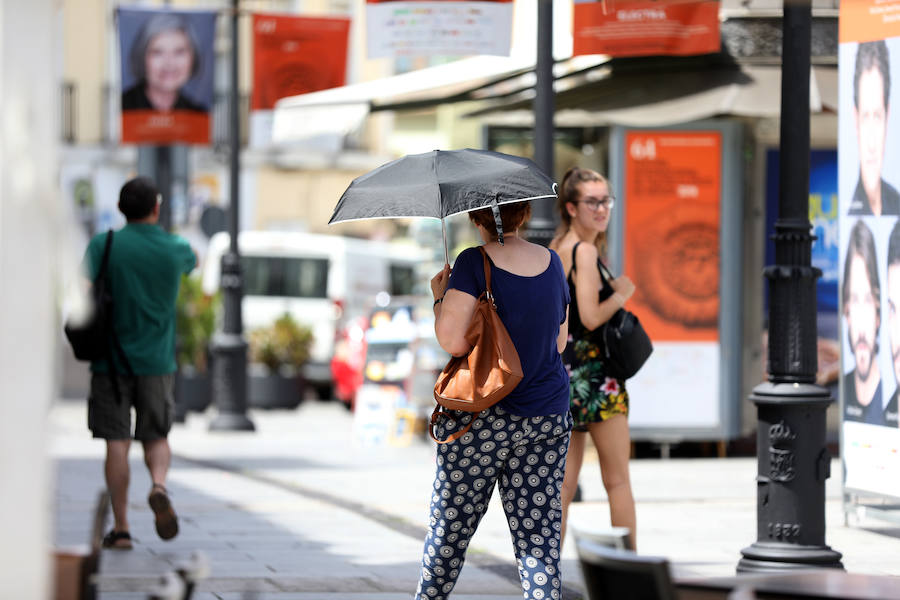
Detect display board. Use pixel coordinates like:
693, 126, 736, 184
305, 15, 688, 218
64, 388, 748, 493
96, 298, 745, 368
838, 1, 900, 501
610, 123, 742, 440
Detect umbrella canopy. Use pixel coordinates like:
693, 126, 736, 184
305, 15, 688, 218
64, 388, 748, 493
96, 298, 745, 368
330, 148, 556, 222
329, 149, 557, 263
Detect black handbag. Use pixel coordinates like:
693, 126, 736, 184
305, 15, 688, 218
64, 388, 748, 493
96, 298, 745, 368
65, 230, 115, 361
593, 261, 653, 380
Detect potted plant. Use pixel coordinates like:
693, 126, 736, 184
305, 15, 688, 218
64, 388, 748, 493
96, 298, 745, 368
247, 313, 314, 409
174, 274, 219, 418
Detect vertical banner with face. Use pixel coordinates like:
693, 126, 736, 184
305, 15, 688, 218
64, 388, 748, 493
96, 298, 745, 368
365, 0, 513, 58
252, 14, 350, 111
118, 8, 217, 144
623, 131, 722, 428
572, 0, 720, 58
839, 1, 900, 499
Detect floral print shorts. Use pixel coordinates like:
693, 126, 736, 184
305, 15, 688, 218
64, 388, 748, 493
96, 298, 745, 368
564, 337, 629, 431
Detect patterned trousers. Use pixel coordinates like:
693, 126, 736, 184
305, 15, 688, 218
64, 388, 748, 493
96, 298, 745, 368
415, 404, 572, 600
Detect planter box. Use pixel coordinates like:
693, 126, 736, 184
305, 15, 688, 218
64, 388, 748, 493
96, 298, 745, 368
175, 368, 212, 421
248, 364, 305, 409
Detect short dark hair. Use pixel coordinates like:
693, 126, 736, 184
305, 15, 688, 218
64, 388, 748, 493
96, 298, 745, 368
854, 40, 890, 110
128, 13, 201, 83
118, 177, 159, 221
468, 202, 532, 241
843, 219, 881, 306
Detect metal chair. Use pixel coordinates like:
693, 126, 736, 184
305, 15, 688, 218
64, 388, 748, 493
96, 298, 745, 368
575, 537, 678, 600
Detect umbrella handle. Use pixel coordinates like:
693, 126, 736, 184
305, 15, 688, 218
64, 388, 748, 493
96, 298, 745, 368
441, 217, 449, 266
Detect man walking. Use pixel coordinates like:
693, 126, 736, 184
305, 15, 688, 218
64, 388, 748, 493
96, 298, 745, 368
842, 220, 885, 425
82, 177, 196, 548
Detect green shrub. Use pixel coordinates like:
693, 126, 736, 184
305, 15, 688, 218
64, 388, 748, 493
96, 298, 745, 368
175, 275, 219, 373
248, 313, 314, 373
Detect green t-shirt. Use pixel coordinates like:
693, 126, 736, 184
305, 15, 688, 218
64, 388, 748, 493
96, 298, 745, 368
84, 223, 196, 375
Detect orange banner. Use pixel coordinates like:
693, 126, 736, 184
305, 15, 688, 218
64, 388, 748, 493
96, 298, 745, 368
840, 0, 900, 44
573, 0, 720, 58
623, 131, 721, 342
252, 14, 351, 111
121, 111, 209, 145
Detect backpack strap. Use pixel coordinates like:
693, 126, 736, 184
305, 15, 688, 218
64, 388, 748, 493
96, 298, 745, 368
96, 229, 135, 403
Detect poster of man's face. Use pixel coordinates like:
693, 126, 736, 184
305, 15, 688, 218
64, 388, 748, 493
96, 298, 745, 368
843, 40, 900, 216
117, 8, 216, 144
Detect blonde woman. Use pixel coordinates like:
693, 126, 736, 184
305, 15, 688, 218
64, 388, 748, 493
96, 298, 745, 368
549, 167, 637, 550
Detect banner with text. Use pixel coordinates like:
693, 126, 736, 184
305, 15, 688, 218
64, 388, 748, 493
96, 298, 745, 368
366, 0, 513, 58
573, 0, 720, 58
838, 0, 900, 500
118, 7, 217, 144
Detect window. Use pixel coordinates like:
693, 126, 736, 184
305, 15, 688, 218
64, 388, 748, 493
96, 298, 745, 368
242, 256, 329, 298
390, 264, 416, 296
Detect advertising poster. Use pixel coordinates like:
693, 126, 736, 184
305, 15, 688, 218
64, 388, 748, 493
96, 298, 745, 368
623, 131, 722, 428
573, 0, 720, 58
838, 0, 900, 499
118, 8, 217, 144
252, 14, 350, 111
365, 0, 513, 58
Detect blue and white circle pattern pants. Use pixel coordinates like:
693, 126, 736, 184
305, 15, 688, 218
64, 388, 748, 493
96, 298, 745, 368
415, 404, 573, 600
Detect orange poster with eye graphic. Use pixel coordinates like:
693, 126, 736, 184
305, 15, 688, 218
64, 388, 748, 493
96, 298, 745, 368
623, 131, 721, 342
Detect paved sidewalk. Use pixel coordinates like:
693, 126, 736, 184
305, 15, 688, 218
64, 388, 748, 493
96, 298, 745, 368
50, 400, 900, 599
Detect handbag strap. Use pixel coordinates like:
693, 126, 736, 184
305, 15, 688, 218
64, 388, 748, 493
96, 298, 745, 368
429, 407, 474, 444
477, 246, 493, 296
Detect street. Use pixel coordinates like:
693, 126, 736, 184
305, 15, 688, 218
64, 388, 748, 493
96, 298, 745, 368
51, 399, 900, 599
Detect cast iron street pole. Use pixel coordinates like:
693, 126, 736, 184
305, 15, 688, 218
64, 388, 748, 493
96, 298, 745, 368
528, 0, 557, 246
209, 0, 254, 431
156, 146, 172, 231
737, 0, 841, 572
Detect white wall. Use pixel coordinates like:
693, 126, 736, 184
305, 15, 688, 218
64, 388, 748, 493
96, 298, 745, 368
0, 0, 58, 597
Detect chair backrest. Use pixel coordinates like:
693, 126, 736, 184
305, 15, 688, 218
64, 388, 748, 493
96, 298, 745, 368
575, 537, 678, 600
571, 525, 632, 551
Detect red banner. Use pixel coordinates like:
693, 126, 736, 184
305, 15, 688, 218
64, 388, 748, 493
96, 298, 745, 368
573, 0, 720, 58
840, 0, 900, 43
624, 131, 721, 342
252, 14, 350, 111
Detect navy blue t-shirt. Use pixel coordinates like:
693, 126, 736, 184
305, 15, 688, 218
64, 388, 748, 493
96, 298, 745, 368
447, 246, 571, 417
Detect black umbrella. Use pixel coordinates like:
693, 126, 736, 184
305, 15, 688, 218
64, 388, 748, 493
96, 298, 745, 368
329, 149, 557, 263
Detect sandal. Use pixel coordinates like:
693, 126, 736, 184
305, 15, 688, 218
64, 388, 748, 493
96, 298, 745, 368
148, 483, 179, 541
101, 529, 133, 550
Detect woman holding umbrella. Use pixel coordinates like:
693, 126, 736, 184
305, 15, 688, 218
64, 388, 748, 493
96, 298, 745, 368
549, 166, 637, 551
417, 201, 573, 600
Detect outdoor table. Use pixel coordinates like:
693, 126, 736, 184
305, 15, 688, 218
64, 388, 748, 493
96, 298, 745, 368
676, 569, 900, 600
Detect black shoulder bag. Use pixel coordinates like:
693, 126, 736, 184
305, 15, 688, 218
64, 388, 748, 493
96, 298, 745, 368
593, 260, 653, 380
65, 230, 134, 402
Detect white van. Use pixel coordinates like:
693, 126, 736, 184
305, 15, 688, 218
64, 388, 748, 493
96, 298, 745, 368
202, 231, 428, 397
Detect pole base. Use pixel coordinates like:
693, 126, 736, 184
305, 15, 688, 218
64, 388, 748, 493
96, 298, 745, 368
209, 412, 255, 432
738, 542, 843, 573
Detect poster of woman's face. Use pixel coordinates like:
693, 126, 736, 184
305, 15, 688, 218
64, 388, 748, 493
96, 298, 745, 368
118, 8, 216, 144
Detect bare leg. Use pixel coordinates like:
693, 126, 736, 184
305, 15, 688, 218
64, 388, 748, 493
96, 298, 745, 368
560, 431, 586, 548
105, 440, 132, 533
142, 438, 171, 487
588, 415, 636, 551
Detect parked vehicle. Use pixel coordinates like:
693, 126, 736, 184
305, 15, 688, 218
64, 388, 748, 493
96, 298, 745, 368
202, 230, 427, 399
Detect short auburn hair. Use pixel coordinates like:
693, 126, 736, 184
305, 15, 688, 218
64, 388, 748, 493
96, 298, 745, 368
468, 202, 532, 241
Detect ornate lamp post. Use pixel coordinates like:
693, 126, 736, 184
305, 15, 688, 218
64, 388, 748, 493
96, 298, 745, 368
209, 0, 254, 431
737, 0, 841, 572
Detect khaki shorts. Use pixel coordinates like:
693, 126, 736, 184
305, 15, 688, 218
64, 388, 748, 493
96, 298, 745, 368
88, 373, 174, 441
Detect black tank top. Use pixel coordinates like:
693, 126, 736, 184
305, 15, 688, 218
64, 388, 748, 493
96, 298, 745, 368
567, 241, 614, 337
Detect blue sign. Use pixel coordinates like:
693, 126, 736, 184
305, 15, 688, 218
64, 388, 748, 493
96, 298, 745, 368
765, 149, 838, 314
